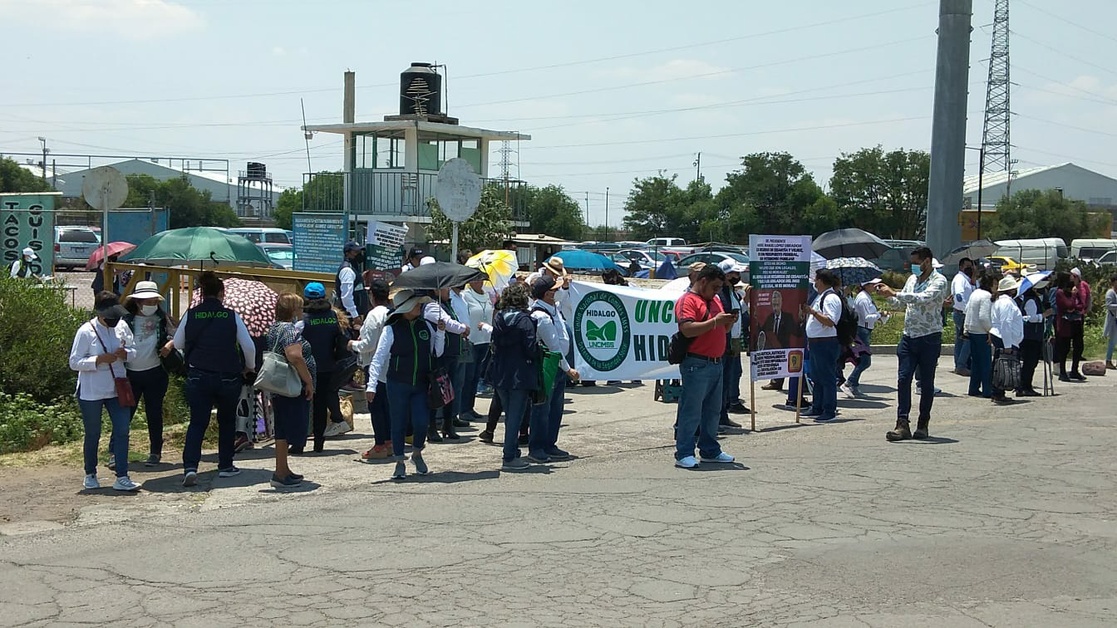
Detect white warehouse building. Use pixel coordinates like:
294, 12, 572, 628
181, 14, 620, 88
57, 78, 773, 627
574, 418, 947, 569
963, 162, 1117, 210
55, 159, 281, 218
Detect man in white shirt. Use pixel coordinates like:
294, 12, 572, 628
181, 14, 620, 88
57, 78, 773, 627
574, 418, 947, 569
400, 247, 424, 273
990, 275, 1024, 405
842, 278, 889, 398
336, 241, 368, 323
528, 275, 580, 462
951, 258, 976, 375
801, 269, 844, 423
9, 246, 40, 279
963, 272, 997, 399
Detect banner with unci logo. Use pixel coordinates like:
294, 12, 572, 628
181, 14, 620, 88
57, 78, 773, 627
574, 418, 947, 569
570, 281, 684, 380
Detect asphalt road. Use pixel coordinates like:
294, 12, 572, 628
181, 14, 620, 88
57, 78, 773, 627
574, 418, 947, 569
2, 358, 1116, 626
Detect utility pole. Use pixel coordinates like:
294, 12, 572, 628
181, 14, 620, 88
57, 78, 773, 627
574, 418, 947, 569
604, 187, 610, 242
584, 192, 590, 234
694, 152, 702, 183
924, 0, 973, 259
38, 137, 48, 183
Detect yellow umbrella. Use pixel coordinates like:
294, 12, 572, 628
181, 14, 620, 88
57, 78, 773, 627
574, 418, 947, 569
466, 249, 518, 291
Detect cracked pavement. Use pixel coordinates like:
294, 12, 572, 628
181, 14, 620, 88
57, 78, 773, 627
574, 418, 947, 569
1, 357, 1116, 626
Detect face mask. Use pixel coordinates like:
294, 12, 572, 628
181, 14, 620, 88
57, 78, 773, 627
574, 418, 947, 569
103, 318, 121, 328
141, 305, 159, 316
911, 263, 923, 275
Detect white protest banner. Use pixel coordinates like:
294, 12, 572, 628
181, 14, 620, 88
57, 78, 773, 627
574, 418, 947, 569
748, 235, 812, 381
366, 220, 408, 249
569, 281, 684, 381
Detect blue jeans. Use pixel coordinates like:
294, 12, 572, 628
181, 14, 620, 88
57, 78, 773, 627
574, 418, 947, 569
675, 356, 723, 461
846, 327, 873, 387
968, 333, 992, 397
110, 366, 169, 458
461, 344, 489, 415
369, 382, 390, 445
952, 310, 971, 371
786, 346, 812, 405
183, 369, 241, 473
271, 393, 310, 443
386, 381, 429, 459
719, 351, 743, 422
529, 375, 567, 458
1107, 335, 1116, 362
496, 388, 531, 462
897, 333, 942, 422
79, 396, 131, 477
807, 337, 840, 420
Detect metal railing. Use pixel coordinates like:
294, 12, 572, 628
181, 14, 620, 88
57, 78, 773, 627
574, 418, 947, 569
302, 170, 528, 221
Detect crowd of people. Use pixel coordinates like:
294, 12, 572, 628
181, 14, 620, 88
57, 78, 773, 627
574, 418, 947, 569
63, 240, 1117, 490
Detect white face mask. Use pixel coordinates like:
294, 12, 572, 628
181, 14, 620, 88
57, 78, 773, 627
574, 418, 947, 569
141, 304, 159, 316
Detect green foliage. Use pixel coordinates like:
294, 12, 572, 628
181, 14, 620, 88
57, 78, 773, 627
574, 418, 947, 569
0, 393, 84, 454
985, 189, 1107, 245
428, 185, 515, 251
0, 157, 53, 193
300, 172, 345, 212
523, 184, 586, 241
829, 147, 930, 239
123, 174, 240, 229
0, 276, 90, 403
274, 188, 300, 230
715, 152, 834, 239
621, 175, 718, 242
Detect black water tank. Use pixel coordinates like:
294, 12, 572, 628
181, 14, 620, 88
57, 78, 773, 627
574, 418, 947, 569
246, 162, 266, 179
400, 62, 442, 117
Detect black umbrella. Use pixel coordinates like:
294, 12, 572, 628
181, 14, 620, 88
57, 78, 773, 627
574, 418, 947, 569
391, 261, 485, 291
942, 240, 999, 265
812, 228, 891, 260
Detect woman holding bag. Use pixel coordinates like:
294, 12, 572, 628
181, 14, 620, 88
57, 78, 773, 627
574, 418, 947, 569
263, 292, 316, 487
69, 291, 140, 492
120, 281, 176, 466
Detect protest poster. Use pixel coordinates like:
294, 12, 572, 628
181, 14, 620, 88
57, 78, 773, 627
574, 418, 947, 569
2, 193, 57, 275
569, 281, 684, 381
366, 220, 408, 249
292, 212, 345, 273
748, 235, 811, 381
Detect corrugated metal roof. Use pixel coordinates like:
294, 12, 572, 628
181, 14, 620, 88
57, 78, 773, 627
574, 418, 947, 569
962, 163, 1073, 195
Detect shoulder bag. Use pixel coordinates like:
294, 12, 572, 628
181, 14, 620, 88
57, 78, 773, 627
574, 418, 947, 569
667, 294, 711, 365
93, 326, 137, 408
254, 326, 304, 398
992, 349, 1021, 391
529, 307, 564, 405
427, 322, 455, 410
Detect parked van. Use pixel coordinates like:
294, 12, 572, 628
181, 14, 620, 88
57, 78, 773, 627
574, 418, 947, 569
1070, 238, 1117, 263
993, 238, 1067, 271
226, 227, 291, 245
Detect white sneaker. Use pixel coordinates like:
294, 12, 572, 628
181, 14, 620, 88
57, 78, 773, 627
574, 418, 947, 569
700, 452, 736, 464
323, 421, 352, 437
83, 474, 100, 490
112, 476, 140, 492
675, 455, 700, 469
840, 383, 856, 399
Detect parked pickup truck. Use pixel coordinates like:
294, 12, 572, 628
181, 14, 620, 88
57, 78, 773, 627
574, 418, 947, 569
645, 237, 697, 256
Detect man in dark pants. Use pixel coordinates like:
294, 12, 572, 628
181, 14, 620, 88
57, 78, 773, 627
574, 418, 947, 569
716, 260, 749, 428
173, 272, 258, 486
1015, 284, 1049, 396
336, 241, 369, 325
874, 247, 949, 441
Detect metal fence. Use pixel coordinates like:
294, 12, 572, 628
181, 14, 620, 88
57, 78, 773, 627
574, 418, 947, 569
302, 171, 527, 221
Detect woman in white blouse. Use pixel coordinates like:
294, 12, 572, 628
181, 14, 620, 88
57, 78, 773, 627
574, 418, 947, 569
461, 278, 495, 420
69, 292, 140, 492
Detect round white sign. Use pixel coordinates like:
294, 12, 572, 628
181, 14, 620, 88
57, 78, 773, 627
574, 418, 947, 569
435, 158, 482, 223
81, 166, 129, 211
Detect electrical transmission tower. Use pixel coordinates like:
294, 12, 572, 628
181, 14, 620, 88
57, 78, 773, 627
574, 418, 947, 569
980, 0, 1011, 181
498, 140, 515, 205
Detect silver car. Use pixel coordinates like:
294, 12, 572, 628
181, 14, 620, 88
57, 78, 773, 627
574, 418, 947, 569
54, 226, 101, 270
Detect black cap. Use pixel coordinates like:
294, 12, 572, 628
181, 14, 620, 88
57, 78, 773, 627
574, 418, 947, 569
409, 247, 424, 259
344, 241, 362, 253
531, 275, 557, 300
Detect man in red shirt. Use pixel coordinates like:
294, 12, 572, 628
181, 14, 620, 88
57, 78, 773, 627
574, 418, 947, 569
673, 265, 739, 469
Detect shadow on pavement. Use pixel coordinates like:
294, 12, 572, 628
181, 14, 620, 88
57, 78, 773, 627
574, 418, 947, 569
756, 423, 813, 433
77, 487, 142, 497
857, 384, 897, 394
258, 481, 322, 494
838, 400, 890, 410
140, 468, 273, 493
689, 462, 750, 472
901, 436, 960, 445
371, 470, 503, 484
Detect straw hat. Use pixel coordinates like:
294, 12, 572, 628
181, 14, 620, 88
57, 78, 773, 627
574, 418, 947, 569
543, 256, 567, 277
127, 280, 163, 301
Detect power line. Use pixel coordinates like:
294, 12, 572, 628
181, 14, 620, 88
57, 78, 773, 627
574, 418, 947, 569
1017, 0, 1117, 46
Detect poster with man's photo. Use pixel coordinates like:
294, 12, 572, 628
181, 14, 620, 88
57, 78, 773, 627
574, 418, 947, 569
748, 235, 811, 381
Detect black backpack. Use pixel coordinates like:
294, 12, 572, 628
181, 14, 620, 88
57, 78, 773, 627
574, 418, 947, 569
830, 293, 859, 348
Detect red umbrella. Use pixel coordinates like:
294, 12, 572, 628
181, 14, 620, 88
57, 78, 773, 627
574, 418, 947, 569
86, 242, 137, 270
191, 278, 278, 337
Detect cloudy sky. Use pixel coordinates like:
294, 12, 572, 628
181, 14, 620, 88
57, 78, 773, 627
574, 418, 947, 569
1, 0, 1114, 226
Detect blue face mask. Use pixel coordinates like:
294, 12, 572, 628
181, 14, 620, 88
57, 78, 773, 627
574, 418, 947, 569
911, 263, 923, 275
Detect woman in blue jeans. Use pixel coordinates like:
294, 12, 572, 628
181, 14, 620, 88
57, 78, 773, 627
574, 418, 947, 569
119, 281, 176, 466
486, 283, 539, 471
69, 292, 140, 492
367, 290, 445, 481
801, 270, 843, 423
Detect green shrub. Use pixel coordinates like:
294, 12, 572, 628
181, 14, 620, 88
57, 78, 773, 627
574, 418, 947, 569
0, 393, 84, 454
0, 276, 90, 403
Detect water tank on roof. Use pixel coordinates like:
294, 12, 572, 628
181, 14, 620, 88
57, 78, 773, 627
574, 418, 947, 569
400, 62, 442, 117
246, 162, 266, 179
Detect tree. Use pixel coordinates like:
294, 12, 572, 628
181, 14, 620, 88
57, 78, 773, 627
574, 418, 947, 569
122, 174, 240, 229
0, 157, 52, 193
620, 173, 715, 242
273, 188, 301, 230
428, 184, 515, 252
829, 146, 930, 239
523, 184, 586, 241
985, 189, 1107, 244
716, 152, 835, 239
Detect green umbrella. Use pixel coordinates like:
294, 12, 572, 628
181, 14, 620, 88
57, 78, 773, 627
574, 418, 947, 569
122, 227, 273, 268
